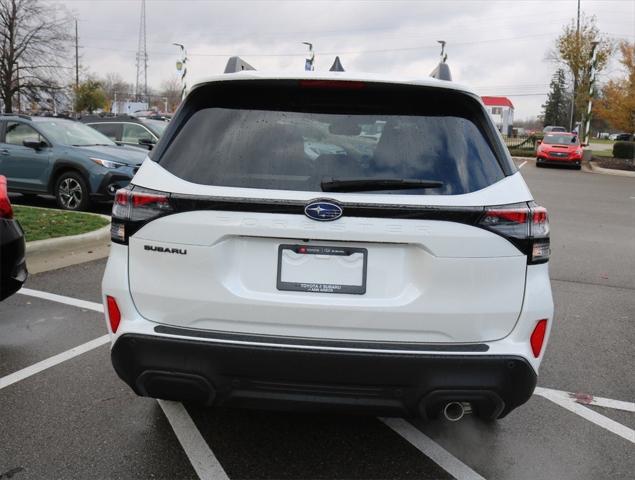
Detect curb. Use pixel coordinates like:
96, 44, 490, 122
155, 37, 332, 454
25, 223, 110, 254
588, 161, 635, 178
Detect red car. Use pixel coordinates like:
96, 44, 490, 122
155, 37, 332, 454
536, 133, 583, 169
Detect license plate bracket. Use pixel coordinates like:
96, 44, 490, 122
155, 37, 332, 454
276, 244, 367, 294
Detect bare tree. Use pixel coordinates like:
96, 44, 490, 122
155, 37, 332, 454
101, 72, 133, 108
0, 0, 72, 113
160, 76, 182, 113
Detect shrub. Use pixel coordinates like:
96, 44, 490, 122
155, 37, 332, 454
613, 141, 635, 160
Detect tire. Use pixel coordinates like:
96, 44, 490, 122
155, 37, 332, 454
54, 171, 90, 211
536, 158, 543, 167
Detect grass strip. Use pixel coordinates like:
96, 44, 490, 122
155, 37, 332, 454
13, 205, 109, 242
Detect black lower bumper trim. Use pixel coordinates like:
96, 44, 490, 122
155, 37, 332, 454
111, 333, 537, 419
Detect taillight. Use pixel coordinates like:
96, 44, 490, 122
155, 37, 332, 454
111, 186, 172, 244
0, 176, 13, 219
106, 295, 121, 333
478, 203, 550, 264
530, 319, 548, 357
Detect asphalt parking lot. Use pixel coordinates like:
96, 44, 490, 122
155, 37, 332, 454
1, 160, 633, 480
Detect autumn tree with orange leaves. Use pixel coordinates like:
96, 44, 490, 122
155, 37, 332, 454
596, 41, 635, 133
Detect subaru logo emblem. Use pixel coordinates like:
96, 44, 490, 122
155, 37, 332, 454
304, 200, 343, 221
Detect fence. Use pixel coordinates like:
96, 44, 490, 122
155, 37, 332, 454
502, 135, 538, 151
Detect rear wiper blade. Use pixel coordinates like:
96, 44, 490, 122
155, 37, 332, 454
321, 177, 444, 193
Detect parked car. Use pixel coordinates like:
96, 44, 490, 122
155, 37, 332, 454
102, 71, 553, 421
0, 175, 27, 301
0, 114, 147, 210
543, 125, 567, 133
536, 132, 583, 169
614, 133, 634, 142
80, 115, 167, 150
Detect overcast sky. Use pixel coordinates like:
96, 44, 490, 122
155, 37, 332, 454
53, 0, 634, 118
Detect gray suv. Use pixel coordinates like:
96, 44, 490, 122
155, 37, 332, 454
0, 114, 147, 210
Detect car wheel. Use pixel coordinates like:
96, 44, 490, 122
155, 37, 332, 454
536, 158, 543, 167
55, 172, 90, 211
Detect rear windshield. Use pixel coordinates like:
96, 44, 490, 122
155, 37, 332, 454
156, 82, 507, 195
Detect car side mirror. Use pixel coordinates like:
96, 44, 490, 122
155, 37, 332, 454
536, 140, 542, 146
138, 138, 156, 147
23, 138, 47, 150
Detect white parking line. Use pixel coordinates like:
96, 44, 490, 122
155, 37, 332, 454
158, 400, 229, 480
0, 334, 110, 390
518, 160, 528, 169
535, 386, 635, 413
380, 417, 486, 480
535, 388, 635, 444
18, 287, 103, 313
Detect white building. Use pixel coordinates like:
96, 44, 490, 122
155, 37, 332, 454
482, 96, 514, 136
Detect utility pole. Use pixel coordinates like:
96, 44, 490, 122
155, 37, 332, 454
568, 0, 581, 131
16, 62, 20, 113
75, 19, 79, 90
135, 0, 148, 102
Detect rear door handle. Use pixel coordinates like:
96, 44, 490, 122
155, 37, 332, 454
0, 149, 9, 155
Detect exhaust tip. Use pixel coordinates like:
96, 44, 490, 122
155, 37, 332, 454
443, 401, 472, 421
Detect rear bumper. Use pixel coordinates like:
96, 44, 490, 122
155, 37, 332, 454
111, 332, 537, 419
0, 218, 27, 301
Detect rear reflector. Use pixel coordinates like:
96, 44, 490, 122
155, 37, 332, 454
530, 319, 548, 357
0, 176, 13, 219
106, 296, 121, 333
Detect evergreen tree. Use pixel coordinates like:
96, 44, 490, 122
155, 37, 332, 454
542, 69, 570, 127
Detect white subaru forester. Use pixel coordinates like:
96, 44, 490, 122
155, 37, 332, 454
102, 71, 553, 421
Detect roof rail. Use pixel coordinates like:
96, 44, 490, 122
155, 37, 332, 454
0, 113, 31, 120
224, 56, 256, 73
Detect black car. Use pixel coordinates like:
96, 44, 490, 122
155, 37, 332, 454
615, 133, 634, 142
80, 115, 168, 150
0, 175, 27, 301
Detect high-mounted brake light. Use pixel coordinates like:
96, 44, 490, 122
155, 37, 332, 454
111, 186, 172, 244
0, 176, 13, 219
479, 203, 550, 264
530, 319, 548, 357
299, 80, 366, 90
106, 295, 121, 333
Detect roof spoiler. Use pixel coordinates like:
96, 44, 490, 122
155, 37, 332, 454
224, 56, 256, 73
429, 41, 452, 81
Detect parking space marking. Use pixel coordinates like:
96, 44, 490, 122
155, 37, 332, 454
518, 160, 528, 169
158, 400, 229, 480
535, 386, 635, 413
18, 287, 103, 313
0, 335, 109, 390
380, 417, 486, 480
535, 388, 635, 444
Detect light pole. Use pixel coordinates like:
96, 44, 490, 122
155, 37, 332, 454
173, 43, 188, 100
303, 42, 314, 71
